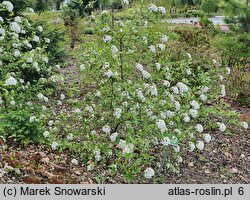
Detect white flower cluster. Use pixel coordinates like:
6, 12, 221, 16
5, 76, 17, 86
148, 4, 166, 14
122, 0, 129, 5
144, 167, 155, 179
2, 1, 13, 12
102, 125, 111, 134
217, 122, 226, 132
113, 108, 122, 118
118, 140, 134, 155
156, 119, 167, 133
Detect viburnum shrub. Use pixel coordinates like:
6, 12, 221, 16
72, 3, 248, 182
0, 2, 54, 83
0, 1, 60, 144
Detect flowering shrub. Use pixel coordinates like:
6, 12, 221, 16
0, 7, 55, 83
0, 1, 248, 183
71, 4, 248, 182
0, 2, 58, 144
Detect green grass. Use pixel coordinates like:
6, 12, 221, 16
24, 11, 63, 22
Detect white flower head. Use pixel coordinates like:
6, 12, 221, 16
37, 26, 43, 32
103, 35, 112, 43
14, 49, 20, 57
204, 134, 211, 143
45, 38, 50, 43
10, 22, 21, 33
155, 63, 161, 70
163, 80, 170, 87
2, 1, 14, 12
189, 109, 198, 118
196, 140, 205, 150
150, 84, 158, 96
166, 110, 175, 118
241, 122, 248, 129
136, 63, 144, 71
51, 142, 58, 150
95, 150, 102, 161
173, 145, 180, 152
142, 70, 151, 79
186, 68, 192, 75
161, 137, 170, 146
33, 36, 40, 42
43, 131, 50, 138
111, 45, 118, 54
60, 93, 65, 100
156, 119, 167, 133
148, 4, 158, 12
110, 132, 118, 142
67, 133, 73, 141
144, 167, 155, 179
122, 0, 129, 5
183, 113, 190, 122
118, 139, 126, 150
226, 67, 231, 74
122, 143, 134, 155
217, 122, 226, 132
188, 142, 196, 152
114, 108, 122, 119
200, 94, 207, 102
102, 125, 111, 134
177, 82, 189, 93
148, 45, 156, 53
14, 16, 22, 23
221, 85, 226, 97
190, 100, 200, 110
71, 159, 78, 165
157, 43, 165, 51
195, 124, 204, 133
37, 93, 44, 100
104, 70, 114, 78
137, 90, 145, 102
158, 6, 166, 14
95, 91, 101, 97
187, 53, 192, 59
0, 28, 5, 38
176, 156, 183, 164
202, 86, 209, 93
160, 35, 168, 43
5, 76, 17, 86
29, 116, 36, 123
174, 101, 181, 111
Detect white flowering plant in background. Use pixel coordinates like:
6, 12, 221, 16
0, 2, 61, 146
69, 4, 248, 182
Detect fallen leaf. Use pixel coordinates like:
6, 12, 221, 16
230, 168, 238, 174
23, 176, 42, 184
40, 157, 50, 165
188, 162, 194, 167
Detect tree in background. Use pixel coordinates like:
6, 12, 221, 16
55, 0, 65, 10
201, 0, 218, 15
35, 0, 48, 14
223, 0, 250, 32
